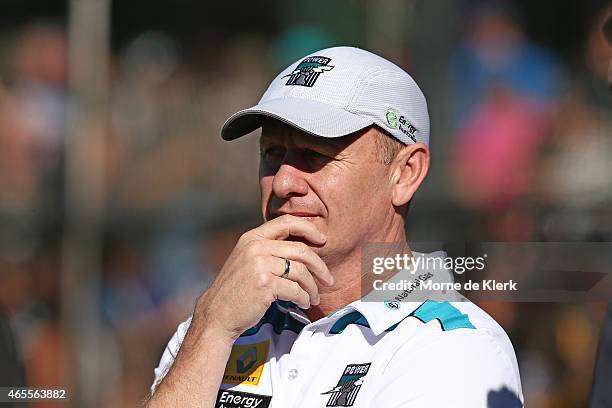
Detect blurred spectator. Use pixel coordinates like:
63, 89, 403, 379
108, 34, 266, 216
554, 305, 599, 407
0, 85, 44, 212
448, 1, 563, 240
451, 85, 551, 212
12, 23, 68, 169
535, 91, 612, 210
588, 9, 612, 408
0, 307, 25, 390
0, 244, 75, 408
532, 4, 612, 242
451, 1, 563, 125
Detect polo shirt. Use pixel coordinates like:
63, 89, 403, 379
151, 251, 524, 408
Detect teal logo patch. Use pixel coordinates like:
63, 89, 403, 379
283, 56, 334, 87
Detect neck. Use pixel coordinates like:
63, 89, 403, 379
305, 216, 408, 322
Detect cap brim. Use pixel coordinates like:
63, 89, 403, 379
221, 97, 373, 141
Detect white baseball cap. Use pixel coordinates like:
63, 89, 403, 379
221, 46, 430, 146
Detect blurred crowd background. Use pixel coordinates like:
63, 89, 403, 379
0, 0, 611, 407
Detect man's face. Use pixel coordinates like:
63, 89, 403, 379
259, 120, 396, 265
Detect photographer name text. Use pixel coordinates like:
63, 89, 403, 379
373, 278, 518, 292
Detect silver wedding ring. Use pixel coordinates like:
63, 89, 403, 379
281, 258, 291, 279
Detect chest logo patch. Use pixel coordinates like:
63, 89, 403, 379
223, 341, 269, 386
321, 363, 371, 406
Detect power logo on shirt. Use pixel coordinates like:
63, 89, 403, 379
223, 341, 270, 386
321, 363, 371, 407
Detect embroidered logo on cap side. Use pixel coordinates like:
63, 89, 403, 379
321, 363, 371, 406
385, 109, 418, 143
385, 110, 399, 129
283, 56, 334, 87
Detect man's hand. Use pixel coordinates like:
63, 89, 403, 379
193, 214, 335, 342
145, 215, 334, 408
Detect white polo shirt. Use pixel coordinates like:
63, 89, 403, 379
151, 252, 523, 408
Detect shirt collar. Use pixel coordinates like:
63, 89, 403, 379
315, 250, 459, 336
343, 299, 420, 336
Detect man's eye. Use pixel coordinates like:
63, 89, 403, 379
305, 149, 329, 161
261, 146, 285, 162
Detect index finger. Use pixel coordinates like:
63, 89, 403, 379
252, 214, 326, 244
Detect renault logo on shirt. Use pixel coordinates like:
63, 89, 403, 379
237, 347, 257, 373
223, 341, 270, 386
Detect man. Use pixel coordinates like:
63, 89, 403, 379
589, 12, 612, 408
144, 46, 523, 407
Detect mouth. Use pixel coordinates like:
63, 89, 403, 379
270, 211, 321, 221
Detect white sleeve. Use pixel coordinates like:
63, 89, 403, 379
369, 329, 523, 408
150, 316, 192, 394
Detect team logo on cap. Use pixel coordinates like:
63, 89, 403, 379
283, 56, 334, 87
321, 363, 371, 406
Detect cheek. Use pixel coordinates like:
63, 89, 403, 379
326, 168, 390, 225
321, 172, 370, 223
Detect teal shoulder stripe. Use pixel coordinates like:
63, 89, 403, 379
411, 300, 476, 331
240, 301, 306, 337
329, 311, 370, 334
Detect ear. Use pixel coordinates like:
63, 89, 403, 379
390, 143, 430, 207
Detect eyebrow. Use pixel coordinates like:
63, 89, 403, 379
259, 128, 349, 151
300, 135, 347, 150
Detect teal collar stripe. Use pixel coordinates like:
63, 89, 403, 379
328, 310, 407, 335
240, 301, 307, 337
412, 300, 476, 331
329, 311, 371, 334
329, 300, 476, 335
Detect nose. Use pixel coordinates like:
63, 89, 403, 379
271, 151, 309, 199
